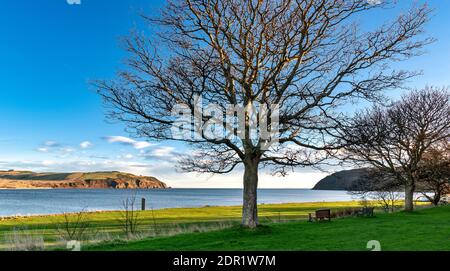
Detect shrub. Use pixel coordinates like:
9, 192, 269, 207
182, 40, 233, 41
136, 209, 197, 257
55, 209, 91, 241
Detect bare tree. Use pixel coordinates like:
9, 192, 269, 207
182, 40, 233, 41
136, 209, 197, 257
341, 87, 450, 212
374, 190, 402, 213
118, 195, 141, 238
417, 142, 450, 205
349, 168, 402, 212
94, 0, 431, 227
56, 209, 91, 241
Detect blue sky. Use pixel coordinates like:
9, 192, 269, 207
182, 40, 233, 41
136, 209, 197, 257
0, 0, 449, 188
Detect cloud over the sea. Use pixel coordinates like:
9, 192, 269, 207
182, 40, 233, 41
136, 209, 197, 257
103, 136, 154, 149
35, 141, 76, 157
80, 141, 92, 149
139, 146, 182, 162
37, 141, 60, 152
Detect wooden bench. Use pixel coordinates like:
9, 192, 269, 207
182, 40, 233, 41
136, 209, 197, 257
308, 209, 331, 222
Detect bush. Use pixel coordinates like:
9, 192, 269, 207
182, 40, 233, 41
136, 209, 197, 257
55, 209, 91, 241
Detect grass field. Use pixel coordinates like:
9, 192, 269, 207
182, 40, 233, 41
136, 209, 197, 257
0, 200, 442, 251
0, 201, 370, 250
88, 205, 450, 251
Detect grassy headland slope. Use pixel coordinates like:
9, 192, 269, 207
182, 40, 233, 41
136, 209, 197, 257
0, 170, 168, 189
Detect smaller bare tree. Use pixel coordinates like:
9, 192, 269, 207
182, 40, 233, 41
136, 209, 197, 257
350, 169, 402, 212
417, 143, 450, 205
341, 87, 450, 212
118, 194, 141, 238
372, 191, 403, 213
56, 209, 91, 241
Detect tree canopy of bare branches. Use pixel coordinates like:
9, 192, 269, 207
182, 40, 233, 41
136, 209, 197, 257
341, 87, 450, 211
349, 168, 403, 212
417, 142, 450, 205
94, 0, 431, 227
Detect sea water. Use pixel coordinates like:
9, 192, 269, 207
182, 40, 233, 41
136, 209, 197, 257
0, 188, 356, 217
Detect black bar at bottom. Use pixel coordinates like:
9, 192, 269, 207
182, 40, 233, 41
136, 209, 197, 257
0, 251, 445, 270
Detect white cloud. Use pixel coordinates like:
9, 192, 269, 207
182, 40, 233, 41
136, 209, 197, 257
37, 141, 60, 153
133, 141, 153, 149
104, 136, 154, 149
35, 140, 77, 158
67, 0, 81, 5
117, 154, 135, 160
80, 141, 92, 149
42, 160, 59, 166
151, 146, 176, 157
140, 146, 180, 162
58, 147, 76, 158
44, 141, 59, 147
61, 147, 75, 153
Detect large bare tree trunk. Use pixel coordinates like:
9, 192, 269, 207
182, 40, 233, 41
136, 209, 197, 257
242, 160, 259, 228
404, 182, 415, 212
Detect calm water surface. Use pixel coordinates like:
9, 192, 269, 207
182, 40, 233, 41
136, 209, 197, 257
0, 189, 355, 217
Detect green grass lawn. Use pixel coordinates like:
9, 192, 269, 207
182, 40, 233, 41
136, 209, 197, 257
0, 201, 368, 250
0, 200, 439, 251
88, 205, 450, 251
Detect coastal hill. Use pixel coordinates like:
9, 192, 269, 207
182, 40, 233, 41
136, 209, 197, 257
312, 168, 369, 191
0, 170, 168, 189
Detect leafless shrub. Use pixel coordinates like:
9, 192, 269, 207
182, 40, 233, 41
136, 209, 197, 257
118, 194, 141, 238
371, 191, 402, 213
56, 209, 91, 241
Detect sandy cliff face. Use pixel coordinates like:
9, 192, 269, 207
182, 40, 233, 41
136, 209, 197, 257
0, 171, 168, 189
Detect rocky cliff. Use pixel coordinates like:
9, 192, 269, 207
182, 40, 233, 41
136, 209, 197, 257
0, 171, 168, 189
